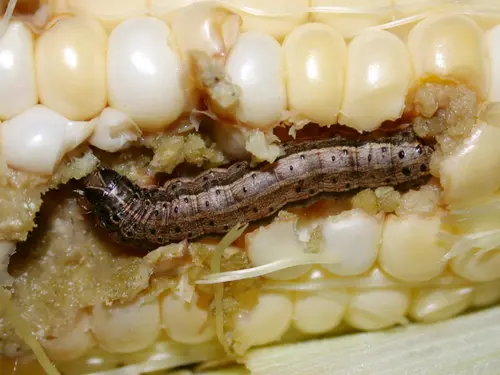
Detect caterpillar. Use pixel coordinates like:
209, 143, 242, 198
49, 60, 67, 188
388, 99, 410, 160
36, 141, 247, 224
82, 128, 433, 250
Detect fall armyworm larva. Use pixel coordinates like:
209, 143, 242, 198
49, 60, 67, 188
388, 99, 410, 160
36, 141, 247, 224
82, 128, 433, 250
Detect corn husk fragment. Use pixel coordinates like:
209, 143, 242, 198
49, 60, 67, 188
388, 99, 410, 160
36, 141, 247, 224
246, 305, 500, 375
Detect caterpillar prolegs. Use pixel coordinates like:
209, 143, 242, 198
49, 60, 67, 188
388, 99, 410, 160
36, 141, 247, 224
82, 128, 433, 251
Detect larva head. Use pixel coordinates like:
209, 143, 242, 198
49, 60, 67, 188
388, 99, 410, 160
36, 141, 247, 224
82, 168, 138, 230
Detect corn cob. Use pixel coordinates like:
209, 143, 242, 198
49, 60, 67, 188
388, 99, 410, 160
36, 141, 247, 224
1, 1, 500, 374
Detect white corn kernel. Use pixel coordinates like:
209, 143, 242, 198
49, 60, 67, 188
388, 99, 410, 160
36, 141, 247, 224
444, 193, 500, 235
170, 2, 241, 58
379, 212, 447, 282
283, 23, 347, 126
233, 293, 293, 354
0, 21, 37, 120
310, 0, 392, 39
450, 248, 500, 283
108, 17, 186, 132
91, 298, 160, 353
338, 29, 413, 132
487, 25, 500, 102
89, 108, 142, 152
410, 288, 473, 323
1, 105, 94, 175
225, 32, 286, 129
472, 284, 500, 307
292, 290, 349, 334
408, 15, 487, 95
319, 209, 381, 276
440, 122, 500, 204
67, 0, 148, 29
42, 314, 95, 362
36, 16, 108, 121
246, 216, 311, 280
160, 291, 215, 345
345, 289, 410, 330
230, 0, 308, 41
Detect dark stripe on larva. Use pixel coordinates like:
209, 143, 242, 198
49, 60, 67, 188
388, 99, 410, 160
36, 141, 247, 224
82, 129, 433, 251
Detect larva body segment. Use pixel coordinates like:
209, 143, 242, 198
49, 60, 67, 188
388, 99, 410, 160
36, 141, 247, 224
3, 1, 500, 375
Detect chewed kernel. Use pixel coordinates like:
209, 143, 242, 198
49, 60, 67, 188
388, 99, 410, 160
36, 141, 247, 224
408, 14, 487, 95
1, 105, 94, 174
89, 108, 142, 152
225, 31, 286, 129
170, 3, 241, 58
